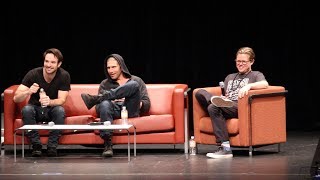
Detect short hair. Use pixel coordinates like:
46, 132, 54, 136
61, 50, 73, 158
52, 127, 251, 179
43, 48, 64, 63
236, 47, 255, 62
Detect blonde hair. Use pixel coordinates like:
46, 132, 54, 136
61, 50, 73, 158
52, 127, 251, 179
236, 47, 255, 62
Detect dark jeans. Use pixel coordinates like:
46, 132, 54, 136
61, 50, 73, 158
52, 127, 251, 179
195, 89, 238, 143
96, 80, 141, 146
22, 105, 65, 148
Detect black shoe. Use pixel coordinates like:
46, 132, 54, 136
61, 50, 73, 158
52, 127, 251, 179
206, 146, 233, 159
81, 94, 100, 110
47, 147, 58, 157
210, 96, 233, 107
102, 145, 113, 157
31, 144, 42, 157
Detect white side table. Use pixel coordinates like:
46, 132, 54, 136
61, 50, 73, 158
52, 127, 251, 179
14, 124, 136, 162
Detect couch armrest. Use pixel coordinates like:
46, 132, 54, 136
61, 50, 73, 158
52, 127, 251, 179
172, 84, 190, 143
3, 85, 20, 144
238, 86, 287, 146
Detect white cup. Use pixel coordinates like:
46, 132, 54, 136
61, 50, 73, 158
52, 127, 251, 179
104, 121, 111, 126
48, 121, 55, 127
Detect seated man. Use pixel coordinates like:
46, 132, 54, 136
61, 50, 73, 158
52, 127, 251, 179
13, 48, 71, 157
81, 53, 150, 157
195, 47, 269, 158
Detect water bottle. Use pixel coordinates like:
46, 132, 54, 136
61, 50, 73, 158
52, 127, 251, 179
121, 106, 128, 125
189, 136, 197, 155
39, 88, 47, 115
219, 81, 225, 96
39, 88, 47, 108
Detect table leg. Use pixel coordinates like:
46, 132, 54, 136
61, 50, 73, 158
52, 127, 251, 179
14, 130, 16, 162
127, 130, 130, 161
134, 127, 136, 157
22, 131, 24, 158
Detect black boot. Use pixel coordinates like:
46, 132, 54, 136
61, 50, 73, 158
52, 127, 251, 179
26, 130, 42, 157
47, 147, 58, 157
32, 144, 42, 157
102, 145, 113, 157
81, 91, 113, 110
81, 94, 101, 110
102, 134, 113, 157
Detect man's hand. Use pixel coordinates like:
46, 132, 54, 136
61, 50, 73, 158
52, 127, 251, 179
29, 83, 40, 95
39, 95, 50, 107
113, 98, 125, 103
238, 84, 251, 98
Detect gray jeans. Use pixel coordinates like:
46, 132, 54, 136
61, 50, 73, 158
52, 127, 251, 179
195, 89, 238, 143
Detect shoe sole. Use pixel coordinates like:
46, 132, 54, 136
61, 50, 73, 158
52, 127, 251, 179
32, 151, 42, 157
211, 97, 233, 107
102, 150, 113, 157
102, 153, 113, 157
206, 153, 233, 159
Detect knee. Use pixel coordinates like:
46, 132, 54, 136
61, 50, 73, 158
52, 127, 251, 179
128, 80, 139, 90
208, 104, 220, 114
98, 100, 113, 112
21, 105, 35, 116
195, 89, 205, 100
131, 80, 139, 88
51, 106, 65, 116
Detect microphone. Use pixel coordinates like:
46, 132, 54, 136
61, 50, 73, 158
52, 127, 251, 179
219, 81, 225, 96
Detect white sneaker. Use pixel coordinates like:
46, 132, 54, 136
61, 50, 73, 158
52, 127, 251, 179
210, 96, 233, 107
206, 146, 233, 159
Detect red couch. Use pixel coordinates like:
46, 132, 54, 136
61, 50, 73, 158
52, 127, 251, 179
3, 84, 190, 153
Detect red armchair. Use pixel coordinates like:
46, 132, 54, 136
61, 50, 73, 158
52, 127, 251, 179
193, 86, 287, 156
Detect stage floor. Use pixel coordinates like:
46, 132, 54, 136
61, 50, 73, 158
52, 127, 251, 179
1, 131, 319, 180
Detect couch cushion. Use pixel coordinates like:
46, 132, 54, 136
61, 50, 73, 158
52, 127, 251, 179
199, 117, 239, 135
63, 115, 97, 134
63, 84, 99, 117
94, 114, 174, 134
147, 85, 174, 115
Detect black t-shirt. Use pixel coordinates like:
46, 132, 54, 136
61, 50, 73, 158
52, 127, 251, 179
224, 71, 266, 101
21, 67, 71, 106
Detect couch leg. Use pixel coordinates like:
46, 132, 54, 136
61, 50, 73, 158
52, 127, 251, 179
249, 146, 253, 156
184, 105, 189, 154
184, 107, 189, 154
184, 88, 191, 154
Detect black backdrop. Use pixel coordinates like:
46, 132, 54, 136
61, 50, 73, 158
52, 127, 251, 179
1, 1, 319, 131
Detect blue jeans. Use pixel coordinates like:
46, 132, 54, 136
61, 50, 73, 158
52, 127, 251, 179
22, 105, 65, 148
96, 80, 141, 146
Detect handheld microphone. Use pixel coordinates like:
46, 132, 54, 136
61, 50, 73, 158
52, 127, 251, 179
219, 81, 225, 96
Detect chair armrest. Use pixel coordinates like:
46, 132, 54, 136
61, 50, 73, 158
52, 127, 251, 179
238, 86, 287, 146
192, 87, 222, 142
